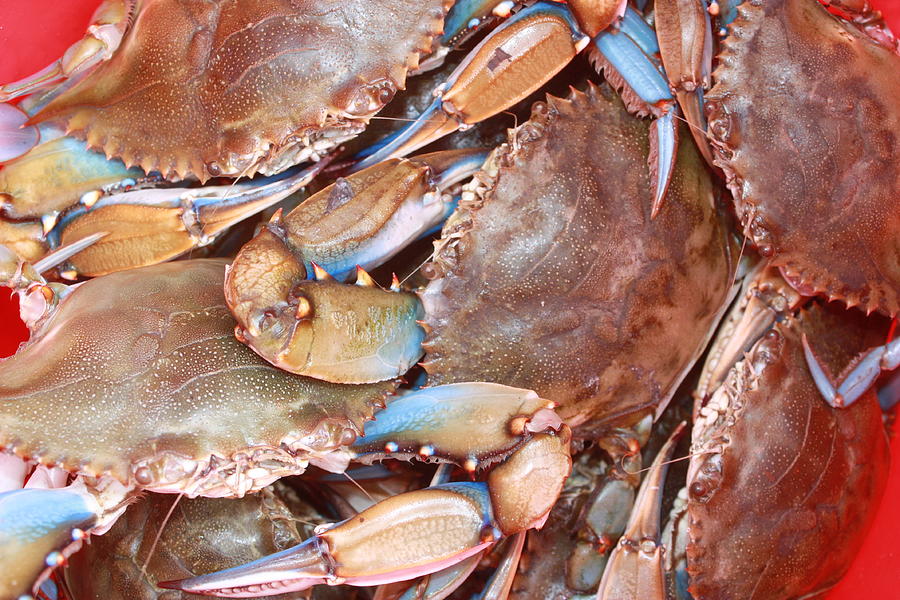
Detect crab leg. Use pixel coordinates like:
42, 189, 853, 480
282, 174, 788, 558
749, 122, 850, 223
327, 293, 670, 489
0, 0, 131, 104
0, 234, 107, 333
879, 369, 900, 411
472, 531, 527, 599
654, 0, 716, 166
161, 383, 572, 598
595, 422, 685, 600
37, 158, 330, 279
822, 0, 899, 49
351, 2, 679, 214
695, 265, 803, 399
0, 103, 40, 163
1, 123, 149, 221
349, 2, 589, 172
803, 335, 900, 408
0, 477, 129, 600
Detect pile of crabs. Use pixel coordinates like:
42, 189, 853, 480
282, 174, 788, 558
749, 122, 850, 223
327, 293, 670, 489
0, 0, 898, 598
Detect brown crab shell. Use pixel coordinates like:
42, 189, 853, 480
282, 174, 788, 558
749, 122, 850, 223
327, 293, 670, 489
420, 83, 737, 438
705, 0, 900, 316
685, 302, 891, 600
30, 0, 450, 181
0, 260, 395, 493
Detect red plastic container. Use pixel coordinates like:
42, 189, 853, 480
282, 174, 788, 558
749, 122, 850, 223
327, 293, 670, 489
0, 2, 898, 598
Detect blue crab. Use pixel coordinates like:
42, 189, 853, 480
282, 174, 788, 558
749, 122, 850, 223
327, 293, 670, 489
164, 83, 737, 597
0, 253, 570, 599
0, 0, 696, 279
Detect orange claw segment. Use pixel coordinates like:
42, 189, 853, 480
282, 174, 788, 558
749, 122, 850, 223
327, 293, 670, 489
596, 422, 686, 600
568, 0, 629, 37
440, 5, 585, 126
233, 278, 425, 384
487, 429, 572, 535
348, 2, 588, 172
226, 227, 307, 341
324, 486, 495, 583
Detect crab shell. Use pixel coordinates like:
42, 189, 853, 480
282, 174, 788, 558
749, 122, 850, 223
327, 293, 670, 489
705, 0, 900, 315
420, 83, 737, 437
31, 0, 450, 181
0, 259, 394, 496
686, 302, 891, 599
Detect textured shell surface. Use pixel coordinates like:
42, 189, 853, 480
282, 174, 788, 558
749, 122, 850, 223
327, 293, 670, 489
0, 259, 394, 488
686, 302, 891, 600
33, 0, 450, 180
421, 83, 737, 437
706, 0, 900, 315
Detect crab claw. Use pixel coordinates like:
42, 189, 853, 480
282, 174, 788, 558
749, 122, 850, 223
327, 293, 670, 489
596, 422, 686, 600
0, 103, 40, 163
803, 334, 900, 408
0, 483, 101, 599
654, 0, 716, 167
44, 158, 329, 278
226, 151, 487, 383
162, 482, 499, 597
349, 1, 588, 172
162, 383, 572, 597
590, 9, 679, 216
0, 123, 148, 221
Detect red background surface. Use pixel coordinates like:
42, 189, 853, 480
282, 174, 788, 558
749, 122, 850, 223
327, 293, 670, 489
0, 1, 898, 597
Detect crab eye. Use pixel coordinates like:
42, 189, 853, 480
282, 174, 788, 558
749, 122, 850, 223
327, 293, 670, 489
346, 81, 397, 116
689, 480, 709, 500
378, 86, 395, 104
689, 453, 723, 503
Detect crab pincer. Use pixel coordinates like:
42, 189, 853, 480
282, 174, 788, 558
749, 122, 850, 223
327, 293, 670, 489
0, 258, 397, 597
225, 148, 487, 383
596, 422, 685, 600
351, 2, 682, 213
161, 383, 572, 597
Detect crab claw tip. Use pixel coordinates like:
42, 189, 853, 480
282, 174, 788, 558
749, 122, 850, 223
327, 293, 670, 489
156, 537, 331, 598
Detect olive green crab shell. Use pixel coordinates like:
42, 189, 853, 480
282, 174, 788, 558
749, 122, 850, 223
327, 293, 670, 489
0, 259, 395, 492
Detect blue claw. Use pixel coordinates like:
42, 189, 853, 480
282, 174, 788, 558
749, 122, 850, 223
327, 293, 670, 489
0, 486, 100, 599
619, 7, 661, 55
592, 28, 673, 109
649, 106, 679, 219
804, 335, 900, 408
295, 149, 484, 281
349, 97, 448, 173
442, 0, 514, 47
48, 159, 329, 252
879, 369, 900, 412
352, 382, 561, 469
161, 481, 501, 596
591, 22, 679, 214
